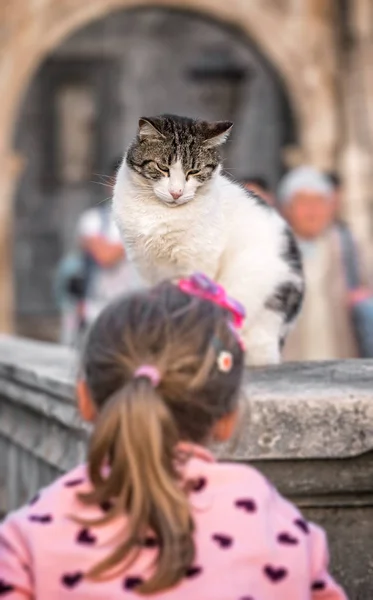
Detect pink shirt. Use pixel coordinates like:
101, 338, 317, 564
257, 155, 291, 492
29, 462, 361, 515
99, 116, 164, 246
0, 445, 347, 599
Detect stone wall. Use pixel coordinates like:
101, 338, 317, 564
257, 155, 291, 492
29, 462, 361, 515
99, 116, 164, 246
0, 335, 372, 597
0, 336, 86, 511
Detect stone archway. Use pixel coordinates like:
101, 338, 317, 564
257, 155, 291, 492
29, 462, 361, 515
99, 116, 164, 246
0, 0, 338, 331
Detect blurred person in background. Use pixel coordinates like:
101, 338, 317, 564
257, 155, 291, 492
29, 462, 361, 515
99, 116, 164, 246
56, 158, 142, 345
242, 176, 276, 206
55, 251, 86, 346
77, 157, 142, 330
278, 166, 373, 361
326, 169, 373, 358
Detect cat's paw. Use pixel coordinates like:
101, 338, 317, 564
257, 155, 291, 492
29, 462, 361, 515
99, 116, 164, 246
245, 344, 281, 367
242, 311, 283, 367
246, 355, 281, 367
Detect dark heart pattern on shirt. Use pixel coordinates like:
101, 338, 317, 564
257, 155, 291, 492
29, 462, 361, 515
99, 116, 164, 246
28, 493, 40, 506
185, 565, 202, 578
212, 533, 233, 549
235, 498, 257, 513
28, 514, 52, 524
294, 518, 309, 534
190, 477, 207, 492
264, 565, 288, 583
76, 528, 96, 545
0, 580, 15, 595
123, 576, 144, 590
312, 580, 326, 591
239, 597, 255, 600
61, 572, 83, 588
277, 532, 299, 545
64, 478, 84, 488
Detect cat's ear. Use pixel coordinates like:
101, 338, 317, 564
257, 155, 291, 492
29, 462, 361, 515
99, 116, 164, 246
202, 121, 233, 148
138, 118, 165, 140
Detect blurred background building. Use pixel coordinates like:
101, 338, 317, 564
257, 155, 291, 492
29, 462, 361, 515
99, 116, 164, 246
0, 0, 372, 341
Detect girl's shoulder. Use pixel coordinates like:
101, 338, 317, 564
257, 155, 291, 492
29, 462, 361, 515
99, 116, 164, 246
185, 455, 277, 504
187, 455, 308, 522
2, 464, 90, 529
33, 464, 90, 507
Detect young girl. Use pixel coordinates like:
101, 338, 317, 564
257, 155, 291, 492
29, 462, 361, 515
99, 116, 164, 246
0, 274, 347, 599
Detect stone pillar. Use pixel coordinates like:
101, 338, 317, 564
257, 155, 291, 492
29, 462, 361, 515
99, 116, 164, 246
0, 153, 24, 333
341, 0, 373, 259
281, 0, 338, 170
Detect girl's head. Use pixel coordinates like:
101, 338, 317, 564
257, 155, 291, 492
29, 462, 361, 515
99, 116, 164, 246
77, 277, 244, 594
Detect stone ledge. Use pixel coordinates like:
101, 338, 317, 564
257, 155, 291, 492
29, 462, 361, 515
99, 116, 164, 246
0, 335, 372, 461
228, 360, 373, 460
0, 335, 76, 399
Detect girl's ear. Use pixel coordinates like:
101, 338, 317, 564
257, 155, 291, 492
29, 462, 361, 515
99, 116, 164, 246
77, 379, 96, 422
211, 408, 239, 442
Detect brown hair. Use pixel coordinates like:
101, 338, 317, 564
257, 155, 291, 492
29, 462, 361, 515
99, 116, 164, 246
78, 281, 244, 593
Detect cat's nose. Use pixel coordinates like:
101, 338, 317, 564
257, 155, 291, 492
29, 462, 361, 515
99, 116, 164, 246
170, 190, 183, 200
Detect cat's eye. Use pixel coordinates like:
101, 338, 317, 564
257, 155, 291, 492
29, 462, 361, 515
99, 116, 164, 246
187, 169, 201, 177
156, 164, 169, 174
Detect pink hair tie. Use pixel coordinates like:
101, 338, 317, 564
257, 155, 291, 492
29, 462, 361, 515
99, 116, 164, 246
177, 272, 246, 328
177, 272, 246, 350
134, 365, 161, 387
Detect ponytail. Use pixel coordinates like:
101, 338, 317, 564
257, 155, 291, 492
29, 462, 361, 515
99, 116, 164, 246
78, 377, 195, 594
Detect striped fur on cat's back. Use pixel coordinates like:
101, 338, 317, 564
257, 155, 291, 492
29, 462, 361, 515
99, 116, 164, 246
113, 114, 304, 365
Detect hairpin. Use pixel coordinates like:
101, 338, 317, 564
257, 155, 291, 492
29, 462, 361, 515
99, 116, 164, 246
217, 351, 233, 373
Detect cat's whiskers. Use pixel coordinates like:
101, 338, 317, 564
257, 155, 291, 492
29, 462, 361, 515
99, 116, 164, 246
94, 196, 112, 207
91, 181, 113, 189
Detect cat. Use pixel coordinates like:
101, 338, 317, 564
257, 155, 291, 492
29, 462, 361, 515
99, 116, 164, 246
113, 114, 304, 365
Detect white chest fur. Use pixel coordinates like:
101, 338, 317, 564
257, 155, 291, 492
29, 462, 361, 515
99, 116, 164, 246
113, 167, 226, 283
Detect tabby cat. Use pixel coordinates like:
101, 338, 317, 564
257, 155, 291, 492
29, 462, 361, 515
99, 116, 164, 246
113, 114, 304, 365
